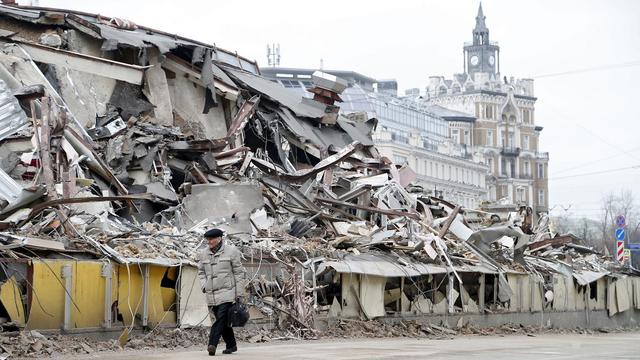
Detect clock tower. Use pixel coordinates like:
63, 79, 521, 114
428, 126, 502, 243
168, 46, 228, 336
463, 3, 500, 79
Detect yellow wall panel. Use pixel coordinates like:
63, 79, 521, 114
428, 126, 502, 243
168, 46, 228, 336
26, 260, 115, 330
0, 276, 25, 326
70, 262, 111, 328
117, 264, 176, 327
117, 264, 144, 327
25, 260, 175, 330
148, 266, 176, 325
26, 260, 67, 329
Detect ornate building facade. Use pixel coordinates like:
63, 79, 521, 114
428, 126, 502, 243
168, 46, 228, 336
424, 4, 549, 215
260, 67, 489, 208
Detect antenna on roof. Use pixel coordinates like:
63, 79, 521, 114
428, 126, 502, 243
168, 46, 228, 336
266, 43, 280, 67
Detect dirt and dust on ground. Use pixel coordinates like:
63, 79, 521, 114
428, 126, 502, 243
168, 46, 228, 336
3, 321, 638, 359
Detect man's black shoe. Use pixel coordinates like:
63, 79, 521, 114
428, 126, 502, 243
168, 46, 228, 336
208, 345, 216, 356
222, 346, 237, 354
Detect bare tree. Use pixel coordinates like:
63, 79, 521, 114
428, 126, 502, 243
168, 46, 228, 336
551, 214, 572, 235
576, 217, 601, 250
599, 189, 638, 262
599, 192, 616, 253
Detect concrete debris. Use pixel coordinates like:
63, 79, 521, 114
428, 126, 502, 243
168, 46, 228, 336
0, 4, 635, 358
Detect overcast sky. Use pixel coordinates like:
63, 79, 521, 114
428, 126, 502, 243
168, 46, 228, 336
33, 0, 640, 220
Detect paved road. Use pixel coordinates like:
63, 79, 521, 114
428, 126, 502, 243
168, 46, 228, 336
66, 333, 640, 360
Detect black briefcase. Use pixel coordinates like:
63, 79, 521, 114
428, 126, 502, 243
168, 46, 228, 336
228, 298, 250, 327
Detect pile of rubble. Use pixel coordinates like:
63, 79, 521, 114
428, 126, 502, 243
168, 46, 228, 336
0, 3, 636, 351
0, 328, 209, 358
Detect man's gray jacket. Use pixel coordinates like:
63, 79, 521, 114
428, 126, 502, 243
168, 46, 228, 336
197, 241, 246, 306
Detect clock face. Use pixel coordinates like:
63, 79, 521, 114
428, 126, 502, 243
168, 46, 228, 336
489, 55, 495, 65
470, 55, 479, 66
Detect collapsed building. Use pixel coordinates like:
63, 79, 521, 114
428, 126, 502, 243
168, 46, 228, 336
0, 3, 637, 343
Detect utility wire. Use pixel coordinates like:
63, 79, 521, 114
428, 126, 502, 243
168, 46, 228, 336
541, 101, 640, 163
549, 164, 640, 180
553, 145, 640, 175
532, 60, 640, 79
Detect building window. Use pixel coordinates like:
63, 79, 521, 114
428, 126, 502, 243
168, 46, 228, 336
487, 157, 493, 172
524, 161, 530, 177
516, 188, 525, 202
391, 132, 409, 144
451, 129, 460, 143
523, 135, 530, 150
486, 130, 493, 146
464, 130, 470, 145
280, 79, 302, 88
300, 80, 314, 88
537, 163, 544, 179
394, 155, 408, 165
538, 189, 545, 205
484, 104, 495, 119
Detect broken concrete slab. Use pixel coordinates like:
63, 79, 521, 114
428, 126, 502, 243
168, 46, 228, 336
143, 48, 173, 126
181, 183, 265, 236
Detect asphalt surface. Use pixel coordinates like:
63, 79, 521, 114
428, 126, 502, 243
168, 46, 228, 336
60, 332, 640, 360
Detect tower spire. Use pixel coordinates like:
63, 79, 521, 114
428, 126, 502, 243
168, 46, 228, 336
474, 2, 487, 33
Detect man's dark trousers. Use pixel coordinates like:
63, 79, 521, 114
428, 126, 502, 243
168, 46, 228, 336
208, 302, 237, 349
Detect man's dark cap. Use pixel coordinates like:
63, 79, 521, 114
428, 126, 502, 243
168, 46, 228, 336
204, 228, 224, 238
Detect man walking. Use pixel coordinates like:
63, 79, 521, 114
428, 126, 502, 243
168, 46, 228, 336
197, 228, 246, 356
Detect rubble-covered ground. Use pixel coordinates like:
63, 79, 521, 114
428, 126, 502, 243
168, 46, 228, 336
4, 323, 640, 359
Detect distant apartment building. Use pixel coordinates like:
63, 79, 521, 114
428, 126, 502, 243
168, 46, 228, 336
260, 67, 489, 208
423, 4, 549, 215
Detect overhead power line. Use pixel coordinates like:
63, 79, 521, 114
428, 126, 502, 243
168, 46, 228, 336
541, 102, 640, 163
549, 165, 640, 180
533, 60, 640, 79
553, 145, 640, 175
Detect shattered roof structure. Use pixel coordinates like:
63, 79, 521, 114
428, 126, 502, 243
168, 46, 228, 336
0, 4, 260, 74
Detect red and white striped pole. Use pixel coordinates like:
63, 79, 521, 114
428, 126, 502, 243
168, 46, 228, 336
617, 240, 624, 262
